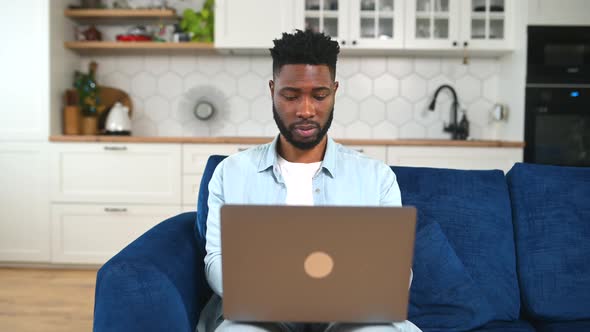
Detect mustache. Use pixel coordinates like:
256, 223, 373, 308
290, 121, 320, 129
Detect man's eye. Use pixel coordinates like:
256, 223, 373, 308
283, 95, 297, 101
315, 95, 328, 100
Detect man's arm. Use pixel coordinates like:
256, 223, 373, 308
204, 162, 225, 297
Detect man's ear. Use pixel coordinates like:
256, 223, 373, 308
269, 80, 275, 97
333, 81, 339, 93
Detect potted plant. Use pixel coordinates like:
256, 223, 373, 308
180, 0, 214, 42
74, 61, 102, 135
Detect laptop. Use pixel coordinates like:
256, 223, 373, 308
220, 205, 417, 323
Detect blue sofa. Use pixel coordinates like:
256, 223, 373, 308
93, 157, 590, 332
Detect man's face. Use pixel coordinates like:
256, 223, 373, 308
270, 64, 338, 150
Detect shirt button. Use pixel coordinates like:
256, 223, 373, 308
315, 188, 320, 193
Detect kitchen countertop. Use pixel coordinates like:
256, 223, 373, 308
49, 135, 525, 148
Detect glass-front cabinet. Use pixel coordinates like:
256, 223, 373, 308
405, 0, 512, 50
404, 0, 461, 49
298, 0, 404, 49
461, 0, 512, 50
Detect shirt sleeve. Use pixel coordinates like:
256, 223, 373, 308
379, 163, 402, 207
204, 161, 225, 297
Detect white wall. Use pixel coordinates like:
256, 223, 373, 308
528, 0, 590, 26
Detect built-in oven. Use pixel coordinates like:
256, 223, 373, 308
527, 26, 590, 84
524, 86, 590, 167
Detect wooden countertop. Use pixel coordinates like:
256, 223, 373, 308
49, 135, 525, 148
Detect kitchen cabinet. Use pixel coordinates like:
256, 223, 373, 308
182, 143, 255, 207
0, 144, 51, 262
295, 0, 405, 48
50, 143, 181, 204
405, 0, 513, 50
49, 142, 182, 264
51, 204, 180, 264
0, 0, 49, 141
387, 146, 522, 173
214, 0, 298, 49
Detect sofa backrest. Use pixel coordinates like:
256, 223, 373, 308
195, 155, 228, 253
507, 162, 590, 322
392, 166, 521, 330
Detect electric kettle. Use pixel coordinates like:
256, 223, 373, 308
105, 102, 131, 135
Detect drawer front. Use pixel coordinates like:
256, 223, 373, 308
182, 144, 258, 174
183, 174, 201, 206
346, 145, 388, 163
51, 204, 181, 264
51, 143, 181, 204
387, 147, 523, 173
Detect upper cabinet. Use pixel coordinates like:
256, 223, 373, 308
214, 0, 514, 53
215, 0, 298, 49
404, 0, 461, 49
461, 0, 513, 50
405, 0, 513, 50
296, 0, 405, 49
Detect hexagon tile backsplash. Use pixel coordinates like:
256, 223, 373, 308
81, 54, 502, 139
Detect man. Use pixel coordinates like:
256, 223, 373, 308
198, 30, 421, 332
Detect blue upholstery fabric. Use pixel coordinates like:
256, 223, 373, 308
534, 320, 590, 332
196, 155, 227, 252
469, 320, 536, 332
410, 220, 495, 331
507, 163, 590, 321
94, 212, 210, 332
392, 166, 521, 325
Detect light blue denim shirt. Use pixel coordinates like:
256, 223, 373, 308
204, 135, 402, 296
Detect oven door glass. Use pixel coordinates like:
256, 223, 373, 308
535, 114, 590, 167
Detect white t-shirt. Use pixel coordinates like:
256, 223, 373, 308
277, 155, 321, 206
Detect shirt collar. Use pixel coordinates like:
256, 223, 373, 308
257, 135, 337, 178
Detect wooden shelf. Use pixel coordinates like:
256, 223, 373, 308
64, 41, 214, 51
64, 8, 177, 18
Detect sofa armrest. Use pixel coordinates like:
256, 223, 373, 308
93, 212, 212, 332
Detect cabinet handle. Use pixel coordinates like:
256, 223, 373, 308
354, 148, 365, 153
104, 146, 127, 151
341, 40, 346, 45
463, 41, 469, 47
104, 207, 128, 213
453, 41, 458, 46
352, 40, 357, 45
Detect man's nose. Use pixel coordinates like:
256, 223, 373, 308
297, 96, 316, 118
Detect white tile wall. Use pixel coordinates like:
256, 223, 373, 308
81, 54, 503, 139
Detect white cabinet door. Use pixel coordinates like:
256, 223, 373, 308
0, 143, 50, 262
215, 0, 297, 49
0, 0, 49, 141
404, 0, 461, 49
461, 0, 513, 50
51, 204, 180, 264
51, 143, 181, 204
182, 143, 256, 205
387, 146, 522, 172
296, 0, 350, 44
346, 145, 388, 162
348, 0, 405, 48
295, 0, 404, 49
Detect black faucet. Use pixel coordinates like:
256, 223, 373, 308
428, 84, 469, 140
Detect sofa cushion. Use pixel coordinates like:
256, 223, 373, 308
392, 166, 521, 324
196, 155, 227, 253
507, 163, 590, 321
469, 320, 536, 332
409, 220, 495, 331
534, 320, 590, 332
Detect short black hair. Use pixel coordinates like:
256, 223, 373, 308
269, 29, 340, 80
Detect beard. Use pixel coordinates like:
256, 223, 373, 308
272, 103, 334, 150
